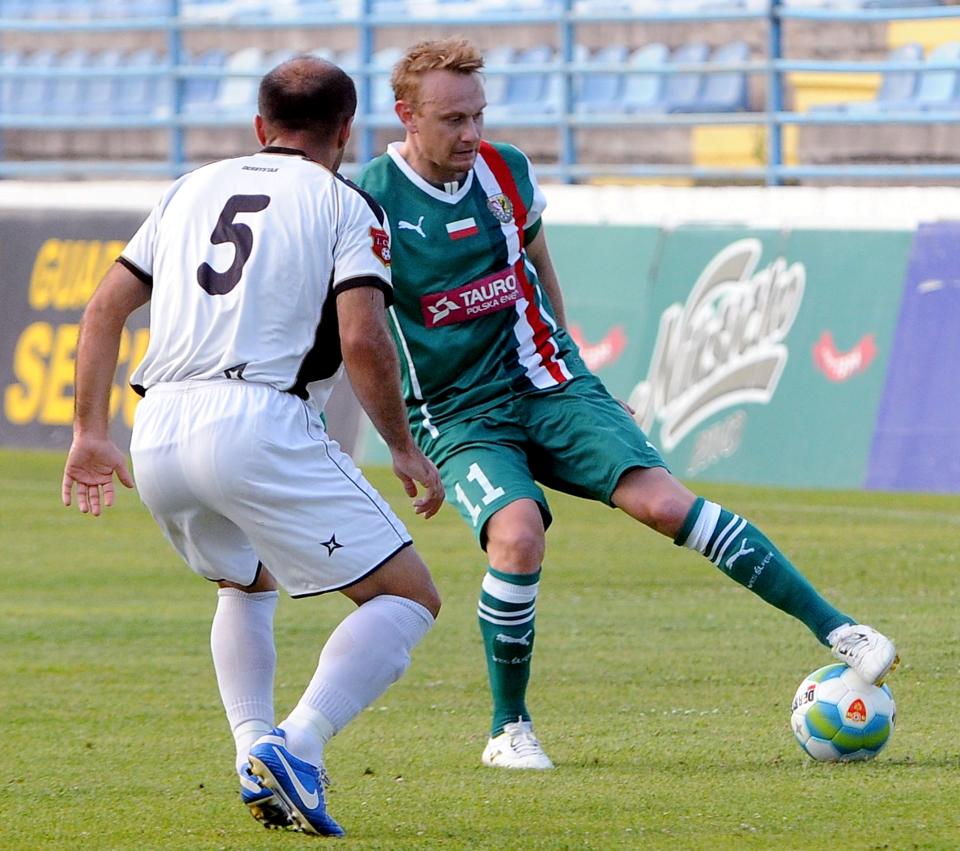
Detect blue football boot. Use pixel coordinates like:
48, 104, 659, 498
248, 729, 345, 837
240, 764, 293, 829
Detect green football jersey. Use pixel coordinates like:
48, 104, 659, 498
356, 141, 589, 438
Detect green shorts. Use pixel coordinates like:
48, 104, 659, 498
420, 375, 667, 547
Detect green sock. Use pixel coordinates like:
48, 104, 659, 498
477, 566, 540, 736
676, 497, 851, 645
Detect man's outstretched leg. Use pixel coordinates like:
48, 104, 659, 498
614, 468, 898, 685
248, 547, 440, 836
478, 500, 553, 770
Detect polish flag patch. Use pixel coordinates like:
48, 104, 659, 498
446, 217, 478, 240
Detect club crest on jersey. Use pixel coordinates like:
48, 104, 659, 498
369, 226, 391, 266
486, 193, 514, 224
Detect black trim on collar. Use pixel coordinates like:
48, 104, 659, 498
260, 145, 307, 157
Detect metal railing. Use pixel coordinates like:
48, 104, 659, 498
1, 0, 959, 183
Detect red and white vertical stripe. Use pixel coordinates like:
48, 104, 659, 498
474, 147, 571, 390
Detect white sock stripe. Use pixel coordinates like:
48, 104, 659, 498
481, 573, 540, 604
478, 609, 535, 627
682, 500, 722, 553
707, 513, 741, 562
713, 518, 747, 566
477, 600, 536, 619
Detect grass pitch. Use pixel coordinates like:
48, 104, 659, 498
3, 447, 959, 849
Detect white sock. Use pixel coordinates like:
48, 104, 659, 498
210, 587, 279, 775
281, 595, 434, 766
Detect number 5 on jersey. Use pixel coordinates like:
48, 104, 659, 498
197, 194, 271, 295
454, 462, 505, 527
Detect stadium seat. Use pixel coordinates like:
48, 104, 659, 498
84, 49, 125, 117
181, 49, 227, 114
336, 48, 360, 74
696, 41, 750, 112
215, 47, 265, 116
839, 43, 924, 113
502, 44, 557, 114
370, 46, 403, 114
481, 45, 515, 118
9, 49, 56, 116
114, 48, 166, 117
371, 0, 409, 14
48, 49, 93, 116
292, 0, 345, 17
576, 44, 628, 113
622, 42, 669, 113
663, 42, 708, 113
913, 42, 960, 110
0, 49, 23, 114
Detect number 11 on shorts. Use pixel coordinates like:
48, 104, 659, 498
454, 462, 505, 527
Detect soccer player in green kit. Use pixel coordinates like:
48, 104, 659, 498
356, 37, 899, 769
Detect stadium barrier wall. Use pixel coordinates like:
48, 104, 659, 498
1, 183, 957, 492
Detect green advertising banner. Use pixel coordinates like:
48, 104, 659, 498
552, 224, 912, 489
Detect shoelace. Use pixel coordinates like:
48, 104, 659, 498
318, 765, 332, 789
836, 631, 869, 656
508, 729, 544, 757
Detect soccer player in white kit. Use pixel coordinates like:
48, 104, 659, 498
61, 57, 443, 837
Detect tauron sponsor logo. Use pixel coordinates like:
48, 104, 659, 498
568, 323, 627, 371
628, 239, 805, 452
420, 264, 522, 328
812, 331, 877, 382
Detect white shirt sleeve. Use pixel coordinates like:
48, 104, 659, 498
332, 183, 393, 296
120, 176, 186, 281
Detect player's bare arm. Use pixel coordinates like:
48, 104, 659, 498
62, 262, 151, 516
336, 283, 444, 518
525, 226, 568, 330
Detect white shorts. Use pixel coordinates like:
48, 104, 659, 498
130, 379, 412, 597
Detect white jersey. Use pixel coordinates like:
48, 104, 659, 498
123, 146, 393, 413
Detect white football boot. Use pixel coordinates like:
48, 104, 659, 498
481, 720, 554, 770
828, 623, 899, 685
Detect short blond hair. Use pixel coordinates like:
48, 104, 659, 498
391, 37, 484, 106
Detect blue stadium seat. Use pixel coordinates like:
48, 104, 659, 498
290, 0, 343, 18
841, 43, 923, 113
482, 45, 516, 115
663, 42, 708, 113
181, 49, 227, 114
696, 41, 750, 112
0, 49, 22, 117
576, 44, 628, 113
10, 49, 56, 116
307, 47, 337, 64
215, 47, 265, 116
371, 46, 403, 114
622, 42, 669, 113
49, 49, 93, 116
84, 49, 125, 117
336, 48, 360, 75
914, 41, 960, 110
502, 44, 556, 113
115, 48, 165, 117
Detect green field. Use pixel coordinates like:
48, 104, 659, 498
4, 447, 959, 849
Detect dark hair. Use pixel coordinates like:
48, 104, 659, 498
258, 57, 357, 138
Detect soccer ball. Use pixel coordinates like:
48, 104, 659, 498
790, 663, 896, 762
